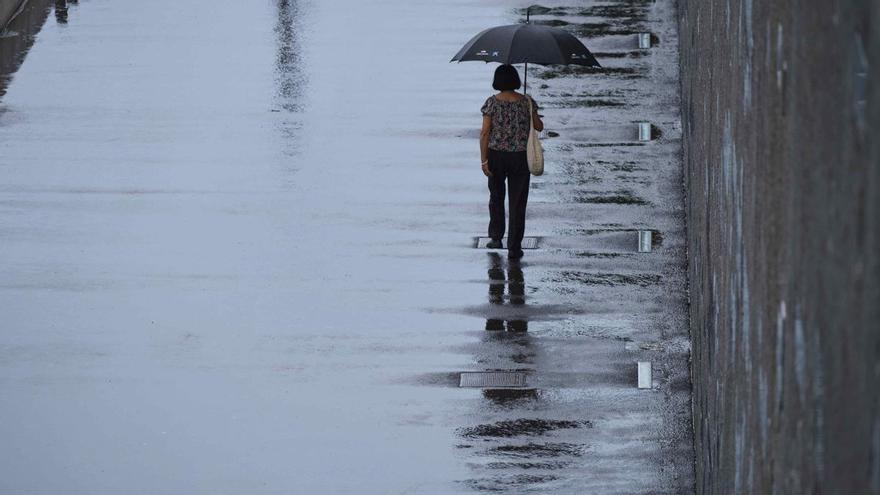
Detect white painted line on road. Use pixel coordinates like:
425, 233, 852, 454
639, 33, 652, 49
637, 362, 652, 389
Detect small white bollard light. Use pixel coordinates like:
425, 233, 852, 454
638, 230, 652, 252
638, 33, 652, 49
638, 122, 652, 141
637, 362, 652, 389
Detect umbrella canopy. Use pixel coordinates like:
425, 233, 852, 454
450, 23, 600, 67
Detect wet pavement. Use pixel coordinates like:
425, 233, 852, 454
0, 0, 693, 493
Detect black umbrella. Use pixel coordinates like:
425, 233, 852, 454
450, 11, 600, 93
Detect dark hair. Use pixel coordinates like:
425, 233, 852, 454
492, 64, 521, 91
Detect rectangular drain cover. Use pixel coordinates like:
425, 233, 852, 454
475, 237, 539, 249
459, 371, 528, 388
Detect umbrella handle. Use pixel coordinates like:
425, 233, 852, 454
524, 7, 529, 94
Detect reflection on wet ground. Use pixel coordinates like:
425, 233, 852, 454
274, 0, 305, 113
479, 254, 537, 407
486, 253, 527, 331
458, 423, 592, 490
54, 0, 70, 24
273, 0, 305, 167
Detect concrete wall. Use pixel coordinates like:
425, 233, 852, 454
1, 0, 51, 100
678, 0, 880, 493
0, 0, 26, 30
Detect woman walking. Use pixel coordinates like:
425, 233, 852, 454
479, 64, 543, 259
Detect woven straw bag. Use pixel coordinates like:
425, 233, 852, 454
526, 96, 544, 176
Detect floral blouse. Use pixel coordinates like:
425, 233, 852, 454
480, 95, 539, 152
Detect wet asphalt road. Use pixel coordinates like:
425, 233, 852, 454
0, 0, 693, 493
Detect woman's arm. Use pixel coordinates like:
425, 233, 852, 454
530, 97, 544, 132
480, 115, 492, 177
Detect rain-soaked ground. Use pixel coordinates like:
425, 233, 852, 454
0, 0, 693, 493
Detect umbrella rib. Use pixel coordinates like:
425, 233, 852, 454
506, 25, 522, 64
555, 32, 567, 64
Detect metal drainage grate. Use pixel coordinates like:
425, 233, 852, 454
475, 237, 540, 249
459, 371, 528, 388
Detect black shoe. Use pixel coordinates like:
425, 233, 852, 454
486, 239, 503, 249
508, 249, 524, 259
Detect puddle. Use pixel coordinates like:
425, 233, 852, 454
474, 348, 535, 364
574, 191, 649, 205
463, 474, 559, 491
590, 51, 646, 59
481, 388, 539, 404
518, 3, 651, 21
555, 22, 644, 37
574, 252, 627, 258
551, 271, 662, 287
458, 419, 590, 439
607, 162, 647, 172
539, 91, 629, 108
537, 65, 643, 79
542, 89, 632, 98
573, 142, 646, 148
615, 176, 652, 185
579, 3, 651, 23
549, 98, 626, 108
516, 6, 569, 16
625, 341, 666, 352
524, 18, 570, 27
485, 442, 584, 458
522, 17, 647, 37
508, 351, 534, 363
554, 159, 647, 180
482, 461, 570, 470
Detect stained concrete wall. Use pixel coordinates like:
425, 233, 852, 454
678, 0, 880, 493
0, 0, 51, 100
0, 0, 26, 30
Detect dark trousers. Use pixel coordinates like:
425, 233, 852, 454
487, 149, 530, 251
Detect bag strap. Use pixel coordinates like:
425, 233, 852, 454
526, 96, 534, 133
